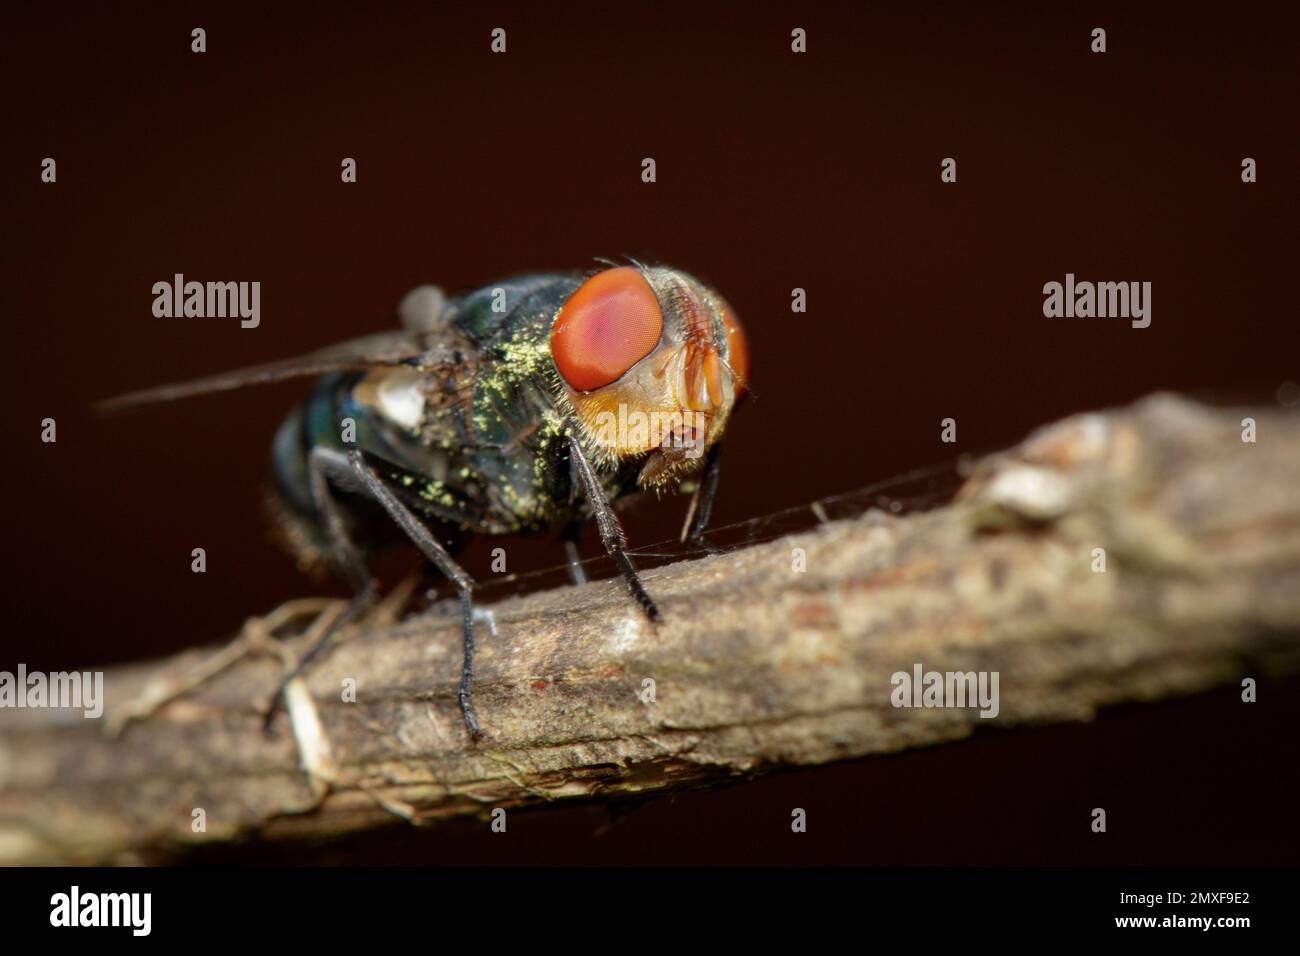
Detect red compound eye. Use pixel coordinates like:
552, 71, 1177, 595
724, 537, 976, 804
551, 267, 664, 392
720, 299, 750, 398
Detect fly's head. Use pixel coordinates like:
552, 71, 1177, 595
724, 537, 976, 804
549, 264, 749, 490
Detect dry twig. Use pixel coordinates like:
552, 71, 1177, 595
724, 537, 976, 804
1, 393, 1297, 864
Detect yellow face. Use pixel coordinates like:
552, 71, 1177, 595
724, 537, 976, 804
549, 265, 749, 489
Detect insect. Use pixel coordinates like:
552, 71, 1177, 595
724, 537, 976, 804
104, 262, 749, 740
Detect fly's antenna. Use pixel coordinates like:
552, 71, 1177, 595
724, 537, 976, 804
718, 353, 756, 401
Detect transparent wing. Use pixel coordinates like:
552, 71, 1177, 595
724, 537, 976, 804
98, 330, 429, 413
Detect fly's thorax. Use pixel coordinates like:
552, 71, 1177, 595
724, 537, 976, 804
546, 264, 748, 490
343, 292, 575, 534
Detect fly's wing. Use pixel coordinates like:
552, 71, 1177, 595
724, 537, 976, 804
97, 330, 429, 413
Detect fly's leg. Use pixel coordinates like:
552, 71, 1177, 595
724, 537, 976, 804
261, 446, 381, 732
680, 441, 724, 551
338, 448, 485, 740
542, 436, 588, 586
567, 434, 659, 622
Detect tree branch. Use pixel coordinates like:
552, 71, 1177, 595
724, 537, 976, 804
2, 393, 1298, 864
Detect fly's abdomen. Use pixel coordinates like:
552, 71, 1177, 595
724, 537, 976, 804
266, 372, 424, 569
269, 372, 357, 517
270, 404, 313, 514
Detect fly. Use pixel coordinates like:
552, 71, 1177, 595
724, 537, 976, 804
103, 262, 750, 740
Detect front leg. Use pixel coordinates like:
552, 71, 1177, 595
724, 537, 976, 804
567, 433, 659, 622
680, 441, 724, 548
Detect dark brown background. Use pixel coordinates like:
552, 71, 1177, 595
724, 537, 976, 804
3, 1, 1297, 864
